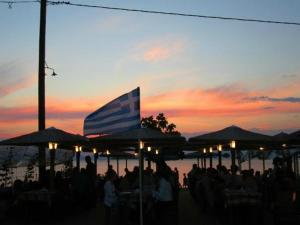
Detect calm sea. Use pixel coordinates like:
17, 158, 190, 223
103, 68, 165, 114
95, 157, 273, 184
12, 156, 273, 185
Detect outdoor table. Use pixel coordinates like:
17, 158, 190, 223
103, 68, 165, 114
224, 189, 262, 208
117, 188, 156, 225
224, 189, 262, 225
18, 189, 56, 223
19, 189, 54, 206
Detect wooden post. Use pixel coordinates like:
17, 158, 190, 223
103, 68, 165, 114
76, 151, 80, 172
117, 157, 119, 176
204, 155, 207, 169
49, 149, 55, 190
125, 159, 128, 169
262, 152, 265, 172
107, 156, 110, 167
293, 155, 296, 175
94, 153, 98, 176
248, 151, 252, 170
197, 157, 199, 167
238, 154, 242, 171
231, 149, 236, 168
296, 153, 299, 176
209, 154, 213, 168
138, 141, 144, 225
218, 151, 222, 166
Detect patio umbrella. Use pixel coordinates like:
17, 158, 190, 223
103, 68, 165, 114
189, 125, 271, 145
0, 127, 87, 146
91, 127, 186, 149
272, 132, 289, 141
188, 125, 272, 169
0, 127, 88, 189
288, 129, 300, 144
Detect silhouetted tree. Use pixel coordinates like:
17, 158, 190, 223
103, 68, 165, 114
0, 150, 14, 187
25, 153, 38, 182
141, 115, 159, 131
141, 113, 181, 135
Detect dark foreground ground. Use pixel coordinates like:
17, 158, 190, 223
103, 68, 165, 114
3, 189, 276, 225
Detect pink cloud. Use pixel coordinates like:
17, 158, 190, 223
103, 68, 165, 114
0, 73, 36, 98
143, 47, 172, 61
136, 38, 185, 62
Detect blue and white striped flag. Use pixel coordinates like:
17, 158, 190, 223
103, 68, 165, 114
83, 88, 140, 136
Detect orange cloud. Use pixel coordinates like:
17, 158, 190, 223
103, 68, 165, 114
0, 79, 299, 139
141, 81, 300, 133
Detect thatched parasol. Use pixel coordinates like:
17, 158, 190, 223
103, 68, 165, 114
273, 132, 289, 141
0, 127, 87, 188
0, 127, 87, 147
188, 125, 273, 169
288, 130, 300, 143
188, 125, 272, 149
90, 127, 186, 151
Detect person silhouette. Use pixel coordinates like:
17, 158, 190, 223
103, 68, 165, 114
85, 156, 96, 182
183, 173, 188, 189
85, 155, 96, 207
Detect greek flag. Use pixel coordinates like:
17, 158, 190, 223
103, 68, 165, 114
83, 87, 140, 136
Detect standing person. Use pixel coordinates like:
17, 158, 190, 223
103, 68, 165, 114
188, 164, 198, 196
85, 156, 96, 182
153, 165, 175, 225
174, 167, 179, 183
106, 165, 117, 178
104, 172, 118, 225
183, 173, 188, 189
85, 156, 96, 207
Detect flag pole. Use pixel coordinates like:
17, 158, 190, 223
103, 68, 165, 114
138, 139, 143, 225
137, 87, 143, 225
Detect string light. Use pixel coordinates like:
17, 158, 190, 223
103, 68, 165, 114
93, 148, 97, 154
217, 145, 222, 152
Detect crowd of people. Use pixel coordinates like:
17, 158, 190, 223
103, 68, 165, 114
102, 160, 180, 225
186, 157, 299, 225
0, 156, 98, 223
1, 155, 299, 225
0, 156, 182, 225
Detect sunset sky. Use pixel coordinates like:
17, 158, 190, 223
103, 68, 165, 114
1, 0, 300, 139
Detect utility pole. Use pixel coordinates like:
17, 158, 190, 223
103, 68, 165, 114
38, 0, 47, 182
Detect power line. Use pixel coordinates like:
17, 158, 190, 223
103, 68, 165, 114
0, 0, 38, 3
47, 1, 300, 27
1, 0, 300, 27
